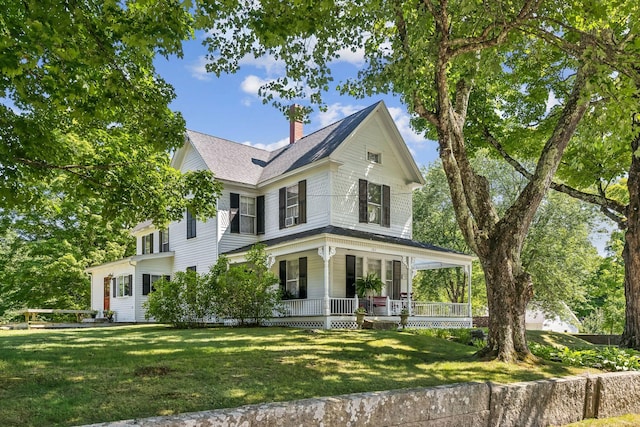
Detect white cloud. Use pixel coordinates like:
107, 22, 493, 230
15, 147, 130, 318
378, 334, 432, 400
387, 107, 425, 143
315, 103, 363, 127
242, 137, 289, 151
239, 53, 285, 75
187, 56, 211, 81
545, 91, 560, 114
240, 75, 272, 97
333, 46, 365, 67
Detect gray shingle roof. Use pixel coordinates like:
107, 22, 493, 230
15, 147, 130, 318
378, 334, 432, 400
185, 131, 272, 185
222, 225, 469, 256
185, 101, 382, 185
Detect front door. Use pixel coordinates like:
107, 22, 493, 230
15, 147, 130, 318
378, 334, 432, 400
103, 277, 110, 310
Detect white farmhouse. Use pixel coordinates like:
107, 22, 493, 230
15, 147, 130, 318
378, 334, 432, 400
86, 101, 474, 329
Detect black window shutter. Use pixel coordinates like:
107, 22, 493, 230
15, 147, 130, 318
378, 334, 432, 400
359, 179, 368, 223
382, 185, 391, 228
149, 233, 154, 254
142, 274, 151, 296
127, 274, 133, 296
345, 255, 356, 298
112, 277, 117, 297
393, 260, 402, 300
299, 257, 307, 299
279, 260, 287, 293
257, 195, 265, 235
298, 180, 307, 224
186, 209, 196, 239
230, 193, 240, 233
159, 230, 164, 252
279, 187, 286, 229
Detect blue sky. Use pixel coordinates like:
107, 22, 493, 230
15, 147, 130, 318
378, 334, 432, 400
154, 34, 440, 169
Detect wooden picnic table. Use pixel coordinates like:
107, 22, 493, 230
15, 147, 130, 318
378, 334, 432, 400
22, 309, 96, 328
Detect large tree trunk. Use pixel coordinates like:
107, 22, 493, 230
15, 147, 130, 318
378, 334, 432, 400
621, 131, 640, 349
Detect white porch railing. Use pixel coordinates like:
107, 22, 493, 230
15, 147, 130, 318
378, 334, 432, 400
276, 298, 469, 318
278, 299, 324, 317
411, 302, 469, 317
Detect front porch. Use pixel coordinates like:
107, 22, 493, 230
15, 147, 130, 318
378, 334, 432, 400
262, 297, 472, 330
224, 225, 475, 330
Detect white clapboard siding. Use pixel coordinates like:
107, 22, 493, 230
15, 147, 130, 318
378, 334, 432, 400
135, 258, 173, 322
330, 115, 413, 239
217, 187, 260, 255
261, 169, 331, 239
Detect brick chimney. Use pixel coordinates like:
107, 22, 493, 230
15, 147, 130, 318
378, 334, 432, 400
289, 104, 303, 144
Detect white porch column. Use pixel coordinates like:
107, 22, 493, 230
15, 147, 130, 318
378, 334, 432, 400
318, 245, 336, 329
403, 257, 415, 316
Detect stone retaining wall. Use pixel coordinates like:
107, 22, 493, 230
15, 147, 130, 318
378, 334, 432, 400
86, 372, 640, 427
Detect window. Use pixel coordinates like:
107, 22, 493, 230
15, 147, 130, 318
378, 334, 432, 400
385, 260, 393, 296
142, 274, 170, 296
142, 233, 153, 254
279, 180, 306, 229
286, 259, 299, 296
279, 257, 307, 299
159, 229, 169, 252
112, 274, 132, 298
367, 183, 382, 224
359, 179, 390, 227
368, 258, 382, 279
286, 185, 298, 226
240, 196, 256, 234
186, 208, 196, 239
186, 266, 196, 272
355, 257, 363, 281
367, 151, 381, 164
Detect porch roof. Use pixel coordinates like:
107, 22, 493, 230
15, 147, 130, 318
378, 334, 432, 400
223, 225, 471, 262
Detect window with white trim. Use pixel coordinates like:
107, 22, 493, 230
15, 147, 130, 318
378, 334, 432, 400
367, 151, 381, 164
286, 259, 299, 297
159, 229, 169, 252
113, 274, 132, 297
355, 257, 363, 281
142, 233, 153, 254
285, 185, 298, 226
385, 260, 393, 296
143, 274, 169, 296
367, 183, 382, 224
240, 196, 256, 234
368, 258, 382, 279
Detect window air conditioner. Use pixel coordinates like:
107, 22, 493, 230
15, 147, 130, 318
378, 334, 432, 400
285, 217, 296, 227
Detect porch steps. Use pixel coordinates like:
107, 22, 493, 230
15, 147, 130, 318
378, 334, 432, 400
362, 319, 398, 330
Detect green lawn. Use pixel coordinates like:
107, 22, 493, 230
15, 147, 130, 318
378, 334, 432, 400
0, 325, 597, 426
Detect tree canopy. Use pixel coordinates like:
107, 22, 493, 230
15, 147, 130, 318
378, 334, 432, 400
1, 0, 222, 227
413, 156, 601, 316
199, 0, 628, 361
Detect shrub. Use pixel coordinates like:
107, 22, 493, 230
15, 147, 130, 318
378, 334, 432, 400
530, 342, 640, 371
144, 269, 215, 328
211, 244, 281, 326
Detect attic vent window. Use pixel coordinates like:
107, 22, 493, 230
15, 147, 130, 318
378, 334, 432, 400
367, 151, 381, 164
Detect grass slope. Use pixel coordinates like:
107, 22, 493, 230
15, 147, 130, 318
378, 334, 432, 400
0, 325, 595, 426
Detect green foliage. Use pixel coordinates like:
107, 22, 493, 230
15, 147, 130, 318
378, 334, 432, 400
574, 231, 626, 334
0, 199, 135, 316
1, 0, 222, 227
413, 159, 602, 314
529, 342, 640, 372
144, 270, 215, 328
212, 245, 281, 326
355, 273, 384, 298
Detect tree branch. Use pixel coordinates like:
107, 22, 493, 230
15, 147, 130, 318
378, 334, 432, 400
445, 0, 542, 58
484, 128, 627, 227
